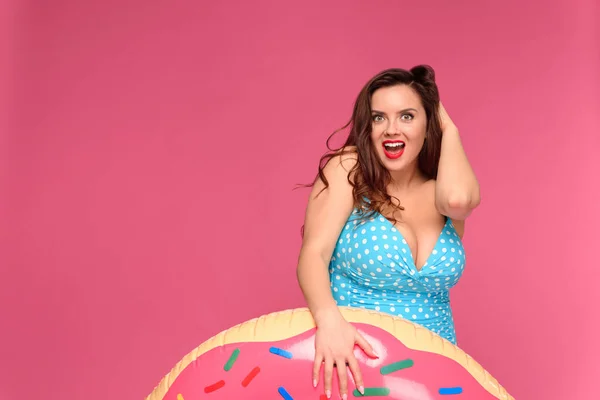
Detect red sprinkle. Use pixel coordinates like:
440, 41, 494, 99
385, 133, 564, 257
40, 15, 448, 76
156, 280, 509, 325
320, 395, 328, 400
241, 366, 260, 387
204, 380, 225, 393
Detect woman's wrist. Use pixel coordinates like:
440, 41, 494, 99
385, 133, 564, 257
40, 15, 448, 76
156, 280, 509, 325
312, 304, 343, 326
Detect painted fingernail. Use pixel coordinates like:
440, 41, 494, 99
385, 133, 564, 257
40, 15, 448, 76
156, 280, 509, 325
326, 390, 331, 398
359, 386, 365, 394
342, 394, 348, 400
313, 379, 317, 387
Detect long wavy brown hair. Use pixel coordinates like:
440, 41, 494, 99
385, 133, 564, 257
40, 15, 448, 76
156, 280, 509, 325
304, 65, 443, 226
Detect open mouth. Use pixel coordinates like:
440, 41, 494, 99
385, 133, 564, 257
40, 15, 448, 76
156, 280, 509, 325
383, 140, 405, 159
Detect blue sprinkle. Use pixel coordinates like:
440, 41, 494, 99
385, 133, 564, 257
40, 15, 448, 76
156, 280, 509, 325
278, 386, 293, 399
269, 346, 293, 359
439, 387, 463, 395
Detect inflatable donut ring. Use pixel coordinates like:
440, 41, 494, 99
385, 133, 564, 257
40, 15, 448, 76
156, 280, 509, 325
146, 307, 513, 400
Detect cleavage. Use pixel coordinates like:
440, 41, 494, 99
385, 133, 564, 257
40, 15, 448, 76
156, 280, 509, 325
391, 219, 442, 271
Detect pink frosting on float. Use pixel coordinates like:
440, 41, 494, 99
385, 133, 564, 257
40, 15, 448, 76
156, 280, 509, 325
161, 323, 498, 399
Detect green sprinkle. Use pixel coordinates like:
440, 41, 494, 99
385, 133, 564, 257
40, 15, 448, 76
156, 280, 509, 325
380, 359, 414, 375
224, 348, 240, 371
352, 387, 391, 396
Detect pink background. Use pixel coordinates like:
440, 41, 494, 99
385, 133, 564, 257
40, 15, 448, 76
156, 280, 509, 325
2, 1, 599, 399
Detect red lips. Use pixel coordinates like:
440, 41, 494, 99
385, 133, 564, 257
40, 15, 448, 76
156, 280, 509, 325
382, 140, 405, 160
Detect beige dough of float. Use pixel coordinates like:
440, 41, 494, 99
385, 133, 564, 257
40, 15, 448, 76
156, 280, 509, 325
146, 307, 514, 400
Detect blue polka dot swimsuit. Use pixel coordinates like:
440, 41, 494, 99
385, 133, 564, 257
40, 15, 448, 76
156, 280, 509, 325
329, 209, 466, 344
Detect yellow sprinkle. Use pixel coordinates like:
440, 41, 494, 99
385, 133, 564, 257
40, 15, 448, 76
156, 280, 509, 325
177, 395, 184, 400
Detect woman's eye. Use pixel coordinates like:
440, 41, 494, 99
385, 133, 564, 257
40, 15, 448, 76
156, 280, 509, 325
401, 113, 414, 121
372, 115, 384, 122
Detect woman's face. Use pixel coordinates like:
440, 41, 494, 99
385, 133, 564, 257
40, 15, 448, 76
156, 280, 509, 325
370, 84, 427, 174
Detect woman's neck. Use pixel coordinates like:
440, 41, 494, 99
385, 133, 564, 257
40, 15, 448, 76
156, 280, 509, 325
388, 163, 426, 192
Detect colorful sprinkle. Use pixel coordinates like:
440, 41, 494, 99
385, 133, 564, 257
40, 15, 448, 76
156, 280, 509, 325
278, 386, 294, 399
204, 380, 225, 393
241, 366, 260, 387
439, 387, 463, 395
176, 395, 184, 400
269, 346, 293, 359
320, 395, 328, 400
224, 348, 240, 371
380, 359, 414, 375
352, 387, 390, 396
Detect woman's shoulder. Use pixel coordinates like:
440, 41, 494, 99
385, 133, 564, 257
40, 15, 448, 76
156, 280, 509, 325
334, 145, 358, 162
322, 146, 359, 175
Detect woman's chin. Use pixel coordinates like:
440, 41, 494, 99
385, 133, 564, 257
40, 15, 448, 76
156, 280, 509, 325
377, 153, 419, 174
379, 155, 407, 170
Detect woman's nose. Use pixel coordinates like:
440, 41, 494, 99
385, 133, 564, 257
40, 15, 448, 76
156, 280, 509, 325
385, 120, 401, 135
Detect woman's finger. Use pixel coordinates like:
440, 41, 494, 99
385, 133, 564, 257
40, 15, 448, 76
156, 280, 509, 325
312, 352, 323, 388
346, 354, 364, 395
336, 357, 349, 399
355, 331, 378, 359
323, 356, 334, 398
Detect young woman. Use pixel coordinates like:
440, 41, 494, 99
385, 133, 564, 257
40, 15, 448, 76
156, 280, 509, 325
296, 65, 480, 399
